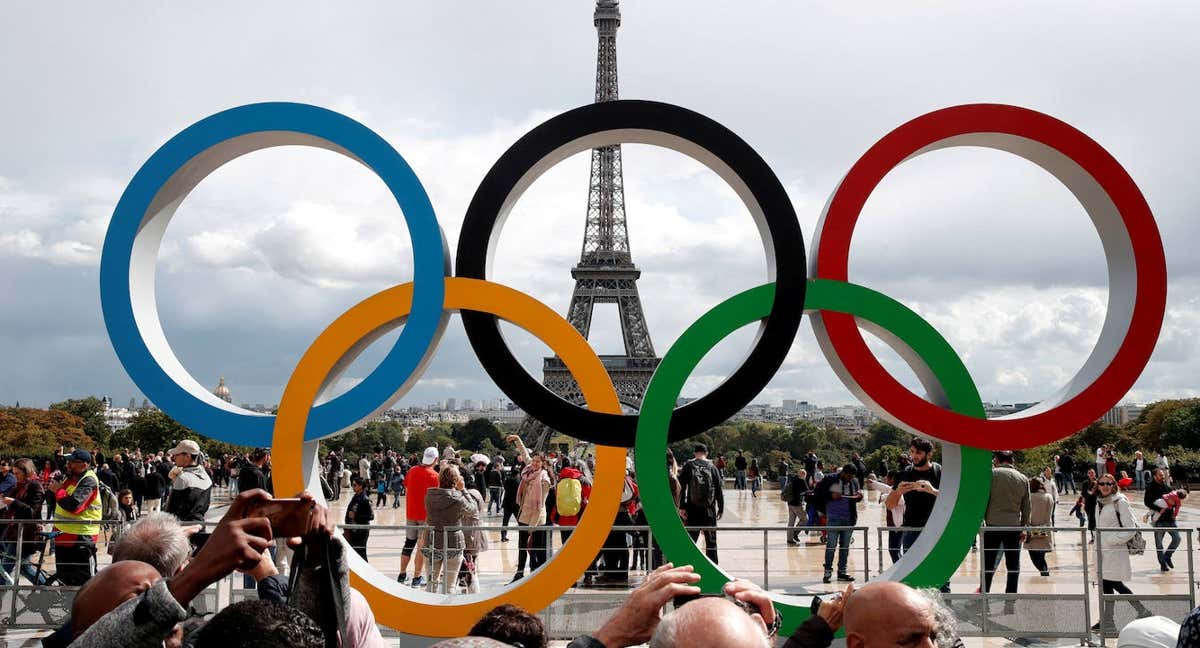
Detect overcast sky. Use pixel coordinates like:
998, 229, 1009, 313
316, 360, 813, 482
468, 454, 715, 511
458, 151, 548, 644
1, 2, 1197, 419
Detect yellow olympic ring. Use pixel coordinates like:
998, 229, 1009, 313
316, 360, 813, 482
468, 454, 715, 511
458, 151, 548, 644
271, 277, 625, 636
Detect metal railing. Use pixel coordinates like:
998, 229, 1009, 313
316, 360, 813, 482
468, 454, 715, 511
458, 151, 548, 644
0, 517, 1194, 643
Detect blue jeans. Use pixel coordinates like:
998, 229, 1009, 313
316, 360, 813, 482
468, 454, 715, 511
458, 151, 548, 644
735, 470, 747, 490
1154, 519, 1181, 566
824, 519, 853, 574
1059, 473, 1076, 494
0, 541, 43, 585
1135, 470, 1147, 490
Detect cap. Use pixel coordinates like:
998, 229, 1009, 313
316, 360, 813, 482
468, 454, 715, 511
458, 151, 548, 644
168, 439, 201, 457
67, 449, 92, 464
422, 447, 439, 466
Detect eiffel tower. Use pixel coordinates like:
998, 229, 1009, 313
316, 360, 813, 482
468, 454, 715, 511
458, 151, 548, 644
527, 0, 660, 450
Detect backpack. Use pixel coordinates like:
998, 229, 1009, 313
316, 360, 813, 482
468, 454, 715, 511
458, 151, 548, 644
97, 481, 120, 523
557, 478, 583, 517
687, 460, 717, 509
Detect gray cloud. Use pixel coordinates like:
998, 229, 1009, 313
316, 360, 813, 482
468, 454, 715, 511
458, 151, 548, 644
1, 1, 1198, 415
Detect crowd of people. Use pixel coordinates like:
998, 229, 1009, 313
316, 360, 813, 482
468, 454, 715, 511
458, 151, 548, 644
0, 432, 1194, 646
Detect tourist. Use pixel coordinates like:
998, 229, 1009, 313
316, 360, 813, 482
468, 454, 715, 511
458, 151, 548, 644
469, 604, 549, 648
1093, 473, 1152, 634
733, 451, 748, 490
500, 463, 520, 543
398, 446, 440, 587
1133, 451, 1147, 490
374, 474, 388, 508
815, 464, 862, 583
1057, 453, 1077, 494
1096, 445, 1108, 480
326, 451, 343, 501
1116, 615, 1182, 648
111, 512, 194, 577
600, 467, 637, 583
1144, 468, 1182, 571
1154, 450, 1170, 485
47, 448, 102, 585
882, 471, 906, 564
1083, 469, 1100, 541
143, 462, 165, 514
510, 435, 551, 582
551, 459, 590, 560
390, 466, 405, 508
783, 467, 807, 545
237, 448, 271, 495
779, 457, 791, 494
748, 458, 762, 497
164, 439, 212, 524
0, 458, 45, 585
886, 437, 947, 591
460, 473, 487, 593
1026, 478, 1054, 577
982, 451, 1030, 594
345, 476, 374, 560
1179, 603, 1200, 648
1104, 448, 1117, 483
424, 465, 476, 593
0, 460, 20, 497
485, 461, 504, 516
841, 582, 962, 648
677, 443, 724, 564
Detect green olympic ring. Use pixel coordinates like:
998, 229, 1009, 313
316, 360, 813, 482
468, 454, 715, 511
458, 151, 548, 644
635, 278, 992, 637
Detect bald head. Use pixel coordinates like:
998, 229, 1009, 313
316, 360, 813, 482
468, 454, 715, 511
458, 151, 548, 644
72, 560, 161, 638
650, 597, 770, 648
845, 582, 939, 648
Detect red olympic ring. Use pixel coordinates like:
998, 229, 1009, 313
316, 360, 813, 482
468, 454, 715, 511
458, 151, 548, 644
812, 103, 1166, 450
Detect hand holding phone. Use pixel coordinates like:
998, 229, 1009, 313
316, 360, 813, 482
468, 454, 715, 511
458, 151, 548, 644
243, 498, 315, 538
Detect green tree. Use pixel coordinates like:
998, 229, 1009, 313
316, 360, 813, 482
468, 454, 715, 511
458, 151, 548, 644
405, 429, 436, 455
49, 397, 110, 447
453, 418, 503, 452
0, 407, 95, 458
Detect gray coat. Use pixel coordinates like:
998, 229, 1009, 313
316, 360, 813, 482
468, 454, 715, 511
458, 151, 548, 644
423, 487, 476, 556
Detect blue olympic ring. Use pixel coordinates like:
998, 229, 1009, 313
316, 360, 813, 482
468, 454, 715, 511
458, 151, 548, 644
100, 102, 449, 447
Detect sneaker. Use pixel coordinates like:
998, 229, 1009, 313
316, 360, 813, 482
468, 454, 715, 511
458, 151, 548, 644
1166, 555, 1175, 569
786, 540, 799, 546
410, 576, 425, 588
822, 573, 832, 584
509, 572, 524, 584
837, 573, 856, 582
396, 573, 408, 584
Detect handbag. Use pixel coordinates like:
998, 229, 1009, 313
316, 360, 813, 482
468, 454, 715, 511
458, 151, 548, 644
1114, 504, 1146, 555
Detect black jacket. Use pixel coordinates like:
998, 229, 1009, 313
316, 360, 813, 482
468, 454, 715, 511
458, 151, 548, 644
678, 458, 724, 518
143, 471, 166, 500
238, 463, 272, 496
1145, 480, 1174, 523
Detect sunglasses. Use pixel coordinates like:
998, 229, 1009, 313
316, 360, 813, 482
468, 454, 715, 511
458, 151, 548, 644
1098, 481, 1115, 486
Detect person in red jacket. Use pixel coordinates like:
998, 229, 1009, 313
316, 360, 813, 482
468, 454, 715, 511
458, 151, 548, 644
397, 447, 440, 587
551, 461, 597, 585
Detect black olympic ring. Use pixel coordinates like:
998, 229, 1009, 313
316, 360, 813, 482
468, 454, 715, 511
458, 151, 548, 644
456, 99, 806, 447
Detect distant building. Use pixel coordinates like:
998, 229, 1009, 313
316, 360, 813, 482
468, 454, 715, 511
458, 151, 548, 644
1101, 403, 1144, 426
446, 398, 457, 411
213, 377, 232, 404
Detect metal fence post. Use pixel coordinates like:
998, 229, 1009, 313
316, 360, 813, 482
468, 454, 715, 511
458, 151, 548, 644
979, 527, 989, 637
1187, 529, 1195, 608
1080, 527, 1092, 644
1096, 528, 1106, 647
862, 527, 869, 582
762, 529, 769, 590
8, 523, 23, 624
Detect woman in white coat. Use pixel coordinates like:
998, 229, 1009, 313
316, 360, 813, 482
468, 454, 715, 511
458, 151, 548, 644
1093, 475, 1152, 633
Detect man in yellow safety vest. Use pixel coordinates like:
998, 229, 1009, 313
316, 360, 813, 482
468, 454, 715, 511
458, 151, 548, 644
48, 449, 102, 585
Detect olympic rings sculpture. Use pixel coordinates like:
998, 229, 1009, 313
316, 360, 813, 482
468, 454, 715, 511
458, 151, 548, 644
99, 100, 1166, 638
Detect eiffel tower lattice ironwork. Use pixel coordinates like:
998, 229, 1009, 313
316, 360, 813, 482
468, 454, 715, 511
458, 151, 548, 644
527, 0, 660, 450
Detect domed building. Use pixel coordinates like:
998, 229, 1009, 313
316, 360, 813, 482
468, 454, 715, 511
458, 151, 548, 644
213, 377, 232, 403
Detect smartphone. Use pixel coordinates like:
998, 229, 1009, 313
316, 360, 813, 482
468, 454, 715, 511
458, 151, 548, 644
811, 591, 842, 614
244, 498, 315, 537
